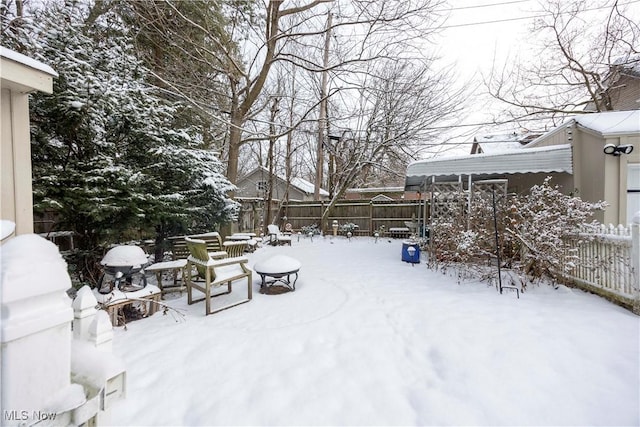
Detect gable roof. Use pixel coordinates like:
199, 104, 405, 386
242, 166, 329, 197
370, 194, 394, 202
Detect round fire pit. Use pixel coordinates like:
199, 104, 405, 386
98, 245, 150, 294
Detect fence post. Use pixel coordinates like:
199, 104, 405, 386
89, 310, 114, 352
632, 211, 640, 315
72, 285, 98, 340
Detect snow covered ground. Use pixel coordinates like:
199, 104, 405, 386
110, 237, 639, 426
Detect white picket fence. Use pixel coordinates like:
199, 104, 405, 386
562, 221, 640, 314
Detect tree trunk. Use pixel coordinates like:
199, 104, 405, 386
314, 12, 332, 201
226, 109, 243, 190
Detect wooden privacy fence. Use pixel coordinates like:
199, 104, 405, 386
279, 200, 427, 236
561, 221, 640, 313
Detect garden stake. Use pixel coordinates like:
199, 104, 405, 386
492, 185, 519, 299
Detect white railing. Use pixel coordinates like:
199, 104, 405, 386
562, 220, 640, 314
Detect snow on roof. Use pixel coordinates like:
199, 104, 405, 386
405, 144, 573, 191
291, 177, 329, 196
474, 132, 543, 154
0, 46, 57, 76
573, 110, 640, 136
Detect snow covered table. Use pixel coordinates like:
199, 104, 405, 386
145, 259, 188, 297
93, 285, 161, 326
253, 255, 301, 292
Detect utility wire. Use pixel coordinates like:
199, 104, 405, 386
439, 0, 640, 29
438, 0, 531, 12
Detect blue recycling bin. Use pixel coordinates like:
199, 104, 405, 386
401, 241, 420, 264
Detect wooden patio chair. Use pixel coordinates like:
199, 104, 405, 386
184, 237, 252, 315
189, 232, 228, 259
267, 224, 292, 246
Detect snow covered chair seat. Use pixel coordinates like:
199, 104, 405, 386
185, 237, 252, 315
267, 224, 292, 246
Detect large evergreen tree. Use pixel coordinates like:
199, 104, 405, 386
2, 0, 237, 283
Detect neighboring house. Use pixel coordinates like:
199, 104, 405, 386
405, 110, 640, 226
236, 165, 329, 202
1, 47, 57, 236
235, 166, 329, 233
586, 55, 640, 112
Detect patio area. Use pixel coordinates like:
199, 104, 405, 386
109, 237, 639, 426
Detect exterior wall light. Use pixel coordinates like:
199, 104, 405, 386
603, 144, 634, 156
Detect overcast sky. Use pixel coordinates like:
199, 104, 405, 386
437, 0, 532, 80
427, 0, 640, 155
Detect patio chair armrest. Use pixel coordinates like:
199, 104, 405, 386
210, 256, 248, 267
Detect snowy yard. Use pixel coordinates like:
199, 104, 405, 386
110, 237, 639, 426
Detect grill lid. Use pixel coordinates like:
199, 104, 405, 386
101, 245, 149, 267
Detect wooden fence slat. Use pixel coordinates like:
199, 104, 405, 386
280, 200, 426, 236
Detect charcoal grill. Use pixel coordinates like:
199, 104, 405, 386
98, 245, 150, 294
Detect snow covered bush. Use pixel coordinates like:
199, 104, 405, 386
429, 177, 606, 285
339, 223, 359, 234
301, 224, 321, 236
504, 177, 607, 281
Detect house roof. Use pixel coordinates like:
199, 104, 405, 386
404, 144, 573, 191
243, 166, 329, 197
573, 110, 640, 136
610, 54, 640, 78
1, 46, 57, 94
472, 132, 543, 154
0, 46, 57, 76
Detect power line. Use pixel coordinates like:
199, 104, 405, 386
439, 0, 640, 29
440, 0, 530, 12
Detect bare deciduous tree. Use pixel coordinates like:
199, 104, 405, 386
315, 57, 463, 228
122, 0, 446, 190
486, 0, 639, 124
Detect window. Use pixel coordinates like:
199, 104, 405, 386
627, 164, 640, 224
257, 180, 267, 192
